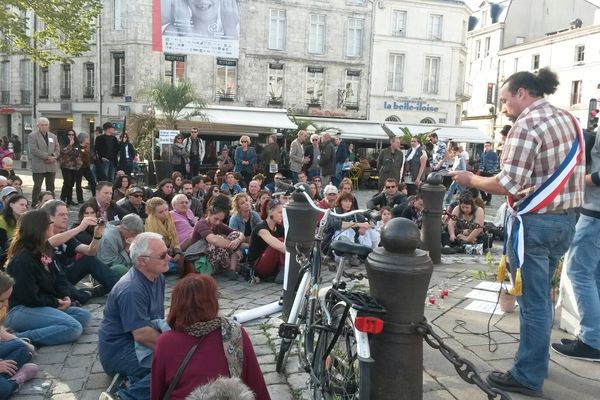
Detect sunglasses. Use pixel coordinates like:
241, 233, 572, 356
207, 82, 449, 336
131, 194, 143, 198
386, 186, 396, 189
142, 252, 168, 261
241, 140, 248, 143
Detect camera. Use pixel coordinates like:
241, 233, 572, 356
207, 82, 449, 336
96, 218, 105, 226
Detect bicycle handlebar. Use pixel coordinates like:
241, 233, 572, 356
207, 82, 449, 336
290, 184, 379, 221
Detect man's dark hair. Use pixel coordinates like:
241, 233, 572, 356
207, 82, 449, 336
40, 199, 67, 216
96, 181, 113, 192
192, 176, 203, 185
428, 132, 438, 139
94, 126, 102, 134
181, 179, 193, 187
484, 141, 492, 145
503, 68, 559, 97
500, 125, 512, 136
102, 122, 114, 131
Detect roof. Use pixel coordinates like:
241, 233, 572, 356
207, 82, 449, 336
384, 123, 490, 143
298, 117, 389, 141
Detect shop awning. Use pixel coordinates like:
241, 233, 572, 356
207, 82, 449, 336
298, 117, 388, 141
384, 123, 490, 144
181, 105, 297, 135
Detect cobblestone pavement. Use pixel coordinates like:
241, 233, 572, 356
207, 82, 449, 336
9, 169, 599, 400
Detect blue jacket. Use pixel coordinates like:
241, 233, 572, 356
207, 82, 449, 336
234, 146, 257, 173
479, 150, 499, 173
336, 142, 348, 164
228, 211, 262, 234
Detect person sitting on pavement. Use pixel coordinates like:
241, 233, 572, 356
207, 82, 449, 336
254, 191, 271, 216
41, 200, 119, 304
10, 177, 22, 195
116, 186, 147, 222
153, 179, 175, 209
4, 210, 92, 347
99, 232, 170, 400
201, 185, 221, 215
181, 180, 203, 218
247, 200, 286, 282
75, 204, 99, 245
112, 175, 130, 202
190, 204, 245, 281
0, 186, 18, 210
395, 194, 425, 228
317, 185, 339, 210
84, 181, 127, 224
367, 178, 407, 211
229, 193, 261, 241
97, 214, 146, 277
145, 197, 183, 275
150, 274, 270, 400
375, 206, 393, 234
35, 191, 55, 209
309, 182, 322, 201
170, 194, 198, 251
442, 193, 486, 253
220, 172, 243, 196
0, 194, 28, 261
191, 175, 208, 203
264, 173, 289, 194
0, 271, 39, 398
185, 377, 256, 400
246, 180, 262, 205
338, 178, 359, 210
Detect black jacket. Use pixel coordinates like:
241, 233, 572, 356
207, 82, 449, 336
7, 249, 71, 309
367, 192, 406, 210
117, 198, 148, 221
84, 199, 127, 223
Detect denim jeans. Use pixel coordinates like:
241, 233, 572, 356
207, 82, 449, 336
63, 256, 120, 293
507, 212, 576, 390
5, 305, 92, 347
566, 214, 600, 349
100, 342, 150, 400
0, 339, 33, 398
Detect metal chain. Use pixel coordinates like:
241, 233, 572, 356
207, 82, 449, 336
416, 321, 512, 400
443, 209, 486, 231
342, 271, 366, 281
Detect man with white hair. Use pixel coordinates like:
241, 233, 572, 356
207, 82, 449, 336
319, 132, 336, 185
304, 133, 321, 180
97, 214, 146, 274
28, 117, 59, 207
99, 232, 170, 400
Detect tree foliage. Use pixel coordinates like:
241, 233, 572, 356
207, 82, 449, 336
128, 80, 205, 161
0, 0, 102, 65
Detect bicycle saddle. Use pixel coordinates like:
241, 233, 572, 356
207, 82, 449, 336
331, 240, 373, 259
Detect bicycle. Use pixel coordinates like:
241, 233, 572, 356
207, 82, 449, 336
276, 186, 386, 400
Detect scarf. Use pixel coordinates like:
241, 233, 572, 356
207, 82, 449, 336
405, 146, 419, 162
145, 214, 180, 249
184, 317, 244, 378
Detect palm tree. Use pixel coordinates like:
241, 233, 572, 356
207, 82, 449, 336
128, 80, 205, 162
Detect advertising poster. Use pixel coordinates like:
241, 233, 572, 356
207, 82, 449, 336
152, 0, 240, 58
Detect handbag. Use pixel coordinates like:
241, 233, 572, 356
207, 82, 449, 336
161, 337, 205, 400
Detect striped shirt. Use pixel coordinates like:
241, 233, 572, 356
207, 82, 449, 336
495, 98, 585, 213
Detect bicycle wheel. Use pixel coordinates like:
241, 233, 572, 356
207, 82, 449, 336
311, 303, 367, 400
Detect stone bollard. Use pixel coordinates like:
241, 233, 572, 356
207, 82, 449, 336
420, 172, 446, 264
366, 218, 433, 400
281, 189, 320, 318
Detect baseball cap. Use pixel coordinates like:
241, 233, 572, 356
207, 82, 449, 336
1, 186, 17, 199
127, 187, 144, 196
102, 122, 114, 130
324, 185, 338, 195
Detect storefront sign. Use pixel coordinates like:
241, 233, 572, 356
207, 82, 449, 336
383, 101, 439, 112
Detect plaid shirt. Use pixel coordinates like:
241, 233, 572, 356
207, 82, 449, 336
496, 98, 585, 213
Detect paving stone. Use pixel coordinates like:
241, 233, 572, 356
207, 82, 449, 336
59, 367, 89, 380
50, 394, 78, 400
263, 371, 287, 385
79, 389, 104, 400
85, 373, 113, 390
266, 384, 294, 400
34, 352, 68, 365
52, 380, 84, 394
64, 355, 95, 368
71, 343, 98, 355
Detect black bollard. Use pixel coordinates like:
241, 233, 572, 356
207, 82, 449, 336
366, 218, 433, 400
281, 190, 320, 319
420, 172, 446, 264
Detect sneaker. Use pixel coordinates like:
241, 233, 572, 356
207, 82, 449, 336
226, 270, 240, 281
551, 339, 600, 362
9, 363, 38, 385
441, 245, 457, 255
486, 370, 542, 397
99, 392, 118, 400
105, 373, 127, 395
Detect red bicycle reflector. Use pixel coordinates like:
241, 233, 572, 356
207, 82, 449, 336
355, 316, 384, 334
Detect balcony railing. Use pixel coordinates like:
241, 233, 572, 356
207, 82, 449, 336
0, 91, 9, 105
83, 87, 94, 98
20, 90, 31, 104
60, 88, 71, 99
456, 82, 472, 101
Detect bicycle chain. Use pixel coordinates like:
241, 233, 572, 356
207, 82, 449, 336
416, 321, 512, 400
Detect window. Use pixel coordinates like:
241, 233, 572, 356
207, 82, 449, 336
575, 45, 585, 62
532, 54, 540, 70
513, 57, 518, 72
267, 63, 284, 104
387, 54, 404, 91
423, 56, 440, 94
165, 55, 186, 85
20, 59, 32, 104
112, 52, 125, 96
391, 10, 407, 37
571, 80, 582, 105
39, 66, 49, 98
84, 63, 95, 98
216, 59, 237, 100
342, 70, 360, 110
484, 37, 490, 57
114, 0, 125, 30
346, 18, 364, 57
308, 15, 326, 54
421, 117, 435, 124
385, 115, 400, 122
61, 64, 71, 99
481, 10, 488, 27
0, 61, 10, 104
474, 40, 481, 59
428, 14, 443, 41
305, 66, 324, 105
269, 9, 286, 50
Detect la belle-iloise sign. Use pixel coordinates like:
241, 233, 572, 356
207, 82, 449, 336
383, 100, 439, 112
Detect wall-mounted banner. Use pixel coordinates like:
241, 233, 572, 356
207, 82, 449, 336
383, 100, 439, 112
152, 0, 240, 58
